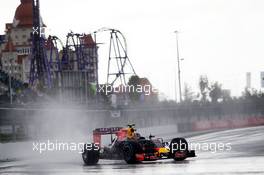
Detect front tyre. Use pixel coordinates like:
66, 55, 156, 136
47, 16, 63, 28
170, 138, 188, 161
82, 143, 100, 165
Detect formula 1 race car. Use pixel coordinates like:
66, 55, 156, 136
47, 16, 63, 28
82, 125, 196, 165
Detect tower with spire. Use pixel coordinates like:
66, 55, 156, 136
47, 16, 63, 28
0, 0, 45, 83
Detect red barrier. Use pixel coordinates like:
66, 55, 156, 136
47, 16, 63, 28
192, 116, 264, 131
231, 118, 249, 128
193, 120, 211, 131
211, 120, 230, 129
248, 117, 264, 126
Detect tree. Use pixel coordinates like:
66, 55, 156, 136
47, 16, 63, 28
199, 75, 209, 102
209, 82, 222, 103
242, 88, 252, 99
128, 75, 141, 102
183, 83, 194, 103
222, 89, 232, 102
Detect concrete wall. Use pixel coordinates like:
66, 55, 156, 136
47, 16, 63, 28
1, 105, 264, 141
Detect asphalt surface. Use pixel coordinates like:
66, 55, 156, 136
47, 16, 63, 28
1, 126, 264, 175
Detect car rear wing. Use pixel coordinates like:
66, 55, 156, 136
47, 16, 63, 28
93, 127, 123, 146
93, 127, 123, 135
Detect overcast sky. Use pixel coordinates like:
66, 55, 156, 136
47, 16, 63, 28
1, 0, 264, 100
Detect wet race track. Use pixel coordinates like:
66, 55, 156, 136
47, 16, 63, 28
1, 126, 264, 175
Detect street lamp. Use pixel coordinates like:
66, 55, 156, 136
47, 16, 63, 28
7, 29, 13, 104
9, 60, 13, 104
174, 30, 182, 103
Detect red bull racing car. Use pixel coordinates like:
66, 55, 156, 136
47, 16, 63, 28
82, 125, 196, 165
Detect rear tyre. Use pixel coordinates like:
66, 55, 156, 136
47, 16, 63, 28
122, 141, 140, 164
170, 138, 188, 161
82, 143, 100, 165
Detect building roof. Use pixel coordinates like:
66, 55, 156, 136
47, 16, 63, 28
13, 0, 46, 28
14, 0, 33, 27
80, 34, 96, 47
5, 23, 13, 32
139, 78, 151, 86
